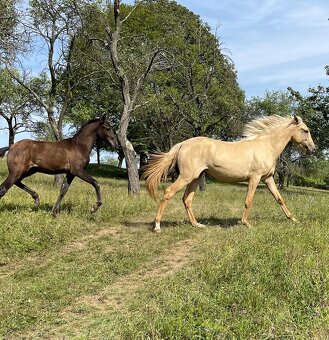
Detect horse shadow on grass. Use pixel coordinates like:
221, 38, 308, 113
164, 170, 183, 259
124, 217, 240, 231
0, 202, 75, 214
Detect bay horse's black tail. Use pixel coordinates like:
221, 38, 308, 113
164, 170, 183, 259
0, 146, 10, 158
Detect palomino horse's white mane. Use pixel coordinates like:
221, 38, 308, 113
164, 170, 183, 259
242, 115, 293, 140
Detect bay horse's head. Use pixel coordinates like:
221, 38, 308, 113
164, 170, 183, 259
97, 115, 119, 149
290, 115, 316, 154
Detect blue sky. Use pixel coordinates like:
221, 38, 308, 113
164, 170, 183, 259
173, 0, 329, 99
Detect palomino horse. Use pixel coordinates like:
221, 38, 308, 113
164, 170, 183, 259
143, 115, 315, 232
0, 115, 119, 215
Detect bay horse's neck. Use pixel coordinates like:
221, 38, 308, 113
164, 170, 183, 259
73, 122, 99, 153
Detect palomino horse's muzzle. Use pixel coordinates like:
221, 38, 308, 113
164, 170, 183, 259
302, 142, 316, 154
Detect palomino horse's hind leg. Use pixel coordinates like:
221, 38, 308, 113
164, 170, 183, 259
15, 181, 40, 207
52, 173, 75, 216
241, 176, 261, 227
182, 178, 205, 228
263, 176, 296, 222
154, 176, 190, 232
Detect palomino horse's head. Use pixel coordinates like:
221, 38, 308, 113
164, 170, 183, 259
290, 115, 316, 154
97, 115, 119, 149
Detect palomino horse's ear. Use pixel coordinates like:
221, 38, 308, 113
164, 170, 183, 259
293, 115, 302, 124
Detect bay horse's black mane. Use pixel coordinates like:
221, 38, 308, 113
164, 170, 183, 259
72, 118, 102, 138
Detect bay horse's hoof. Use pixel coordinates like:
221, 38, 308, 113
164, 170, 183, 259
52, 210, 59, 218
152, 228, 161, 233
90, 202, 102, 214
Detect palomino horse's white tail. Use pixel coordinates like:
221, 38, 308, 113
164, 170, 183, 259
143, 142, 183, 200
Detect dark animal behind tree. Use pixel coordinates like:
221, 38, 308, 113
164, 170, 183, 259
0, 115, 119, 215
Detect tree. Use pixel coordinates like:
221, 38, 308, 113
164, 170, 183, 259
73, 0, 161, 195
120, 1, 245, 172
0, 0, 18, 62
70, 0, 244, 194
104, 0, 162, 195
289, 66, 329, 154
0, 69, 33, 145
5, 0, 82, 142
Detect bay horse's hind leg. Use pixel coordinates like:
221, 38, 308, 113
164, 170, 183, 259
154, 175, 190, 232
182, 177, 205, 228
0, 175, 20, 199
52, 173, 75, 216
15, 181, 40, 207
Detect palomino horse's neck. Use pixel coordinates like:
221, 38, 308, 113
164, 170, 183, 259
263, 123, 294, 160
74, 121, 99, 152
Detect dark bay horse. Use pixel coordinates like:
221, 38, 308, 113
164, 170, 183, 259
0, 115, 119, 215
143, 115, 315, 232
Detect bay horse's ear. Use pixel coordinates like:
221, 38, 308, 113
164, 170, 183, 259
293, 115, 302, 124
100, 114, 107, 123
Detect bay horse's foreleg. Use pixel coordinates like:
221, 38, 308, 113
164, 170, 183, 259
15, 181, 40, 207
263, 176, 296, 222
241, 177, 261, 227
182, 178, 205, 228
52, 173, 75, 216
73, 169, 102, 213
154, 176, 190, 232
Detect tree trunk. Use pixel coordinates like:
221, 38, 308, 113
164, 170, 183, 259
119, 139, 139, 196
96, 145, 101, 165
125, 147, 140, 196
139, 151, 148, 169
117, 149, 124, 168
8, 124, 15, 146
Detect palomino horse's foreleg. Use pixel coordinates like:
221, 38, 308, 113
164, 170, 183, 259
154, 176, 189, 232
15, 181, 40, 207
182, 178, 205, 228
241, 177, 261, 227
263, 176, 296, 222
74, 169, 102, 213
52, 173, 75, 216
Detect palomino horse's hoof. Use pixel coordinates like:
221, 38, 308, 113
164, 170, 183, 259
240, 220, 252, 228
194, 222, 206, 228
152, 221, 161, 233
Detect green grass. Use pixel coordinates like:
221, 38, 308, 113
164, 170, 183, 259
0, 159, 328, 338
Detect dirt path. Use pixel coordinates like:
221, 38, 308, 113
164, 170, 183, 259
21, 237, 197, 338
68, 237, 195, 312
